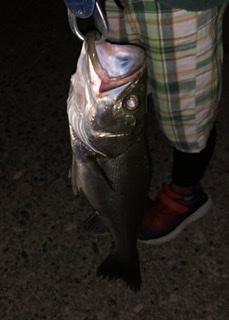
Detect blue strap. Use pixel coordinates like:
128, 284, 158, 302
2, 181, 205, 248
63, 0, 96, 18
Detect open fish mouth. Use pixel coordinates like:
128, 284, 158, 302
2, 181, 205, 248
86, 32, 146, 93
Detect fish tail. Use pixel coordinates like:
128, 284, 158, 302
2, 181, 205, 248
97, 251, 141, 292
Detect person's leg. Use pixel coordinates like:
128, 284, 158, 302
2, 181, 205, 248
171, 124, 216, 193
105, 0, 130, 43
138, 124, 217, 244
130, 2, 226, 243
92, 1, 225, 241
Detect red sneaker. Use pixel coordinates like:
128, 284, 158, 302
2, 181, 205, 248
137, 183, 212, 244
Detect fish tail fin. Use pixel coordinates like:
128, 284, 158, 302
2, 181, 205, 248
97, 251, 141, 292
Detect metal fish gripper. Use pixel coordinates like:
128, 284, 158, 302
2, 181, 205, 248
64, 0, 108, 40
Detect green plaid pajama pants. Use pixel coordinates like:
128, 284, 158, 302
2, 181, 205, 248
105, 0, 226, 152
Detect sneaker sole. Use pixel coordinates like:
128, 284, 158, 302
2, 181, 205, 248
138, 196, 213, 245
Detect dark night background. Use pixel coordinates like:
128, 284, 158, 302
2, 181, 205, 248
0, 1, 228, 319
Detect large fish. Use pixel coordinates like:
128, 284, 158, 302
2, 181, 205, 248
67, 31, 150, 291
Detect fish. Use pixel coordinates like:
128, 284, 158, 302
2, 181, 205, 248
67, 30, 150, 291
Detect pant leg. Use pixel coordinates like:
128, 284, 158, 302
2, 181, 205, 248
105, 0, 129, 43
105, 1, 225, 186
117, 1, 225, 152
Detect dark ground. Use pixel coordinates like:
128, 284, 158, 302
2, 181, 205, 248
0, 1, 229, 319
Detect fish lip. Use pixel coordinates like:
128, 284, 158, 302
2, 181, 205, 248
86, 31, 146, 92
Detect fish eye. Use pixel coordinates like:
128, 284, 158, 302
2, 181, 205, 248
125, 95, 139, 111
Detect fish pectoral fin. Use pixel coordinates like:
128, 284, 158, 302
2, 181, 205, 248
86, 154, 114, 191
97, 250, 141, 292
84, 211, 109, 234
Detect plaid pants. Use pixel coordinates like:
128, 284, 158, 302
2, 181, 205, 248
105, 0, 226, 152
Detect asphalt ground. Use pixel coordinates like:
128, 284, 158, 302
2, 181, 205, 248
1, 1, 228, 319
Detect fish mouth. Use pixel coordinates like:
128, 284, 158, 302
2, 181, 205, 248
86, 31, 146, 92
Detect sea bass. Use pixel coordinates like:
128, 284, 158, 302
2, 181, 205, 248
67, 31, 150, 291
